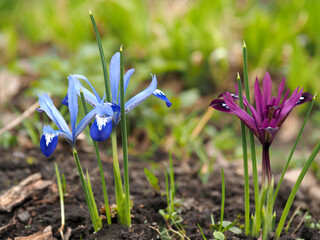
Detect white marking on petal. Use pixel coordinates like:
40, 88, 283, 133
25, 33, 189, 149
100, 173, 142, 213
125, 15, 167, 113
45, 133, 56, 146
153, 89, 164, 96
96, 116, 111, 131
296, 96, 305, 104
222, 103, 230, 109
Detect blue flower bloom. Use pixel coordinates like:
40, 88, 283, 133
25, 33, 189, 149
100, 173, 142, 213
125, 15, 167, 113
62, 52, 172, 142
37, 75, 114, 157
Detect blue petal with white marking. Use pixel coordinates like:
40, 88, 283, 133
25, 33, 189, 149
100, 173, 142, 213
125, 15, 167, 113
40, 125, 71, 157
152, 89, 172, 107
125, 74, 158, 114
75, 103, 114, 140
90, 115, 113, 141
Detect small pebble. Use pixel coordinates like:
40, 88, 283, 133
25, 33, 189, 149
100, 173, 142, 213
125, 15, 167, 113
18, 211, 30, 224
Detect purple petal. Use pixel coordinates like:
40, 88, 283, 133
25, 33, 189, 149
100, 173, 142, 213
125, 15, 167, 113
296, 92, 313, 105
90, 116, 113, 141
223, 92, 260, 139
152, 89, 172, 107
263, 72, 272, 105
275, 77, 286, 106
209, 99, 231, 112
276, 87, 302, 127
254, 77, 264, 122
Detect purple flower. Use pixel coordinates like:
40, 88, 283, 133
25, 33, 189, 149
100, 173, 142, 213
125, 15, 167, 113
210, 72, 313, 183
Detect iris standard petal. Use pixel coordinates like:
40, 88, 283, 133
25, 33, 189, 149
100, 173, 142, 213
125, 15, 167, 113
124, 69, 135, 97
70, 74, 101, 103
62, 76, 99, 108
38, 93, 71, 136
67, 76, 78, 140
110, 52, 120, 104
276, 88, 302, 127
106, 102, 120, 112
275, 77, 286, 106
263, 72, 272, 105
254, 77, 264, 122
152, 89, 172, 107
90, 115, 113, 141
125, 74, 158, 114
72, 77, 100, 107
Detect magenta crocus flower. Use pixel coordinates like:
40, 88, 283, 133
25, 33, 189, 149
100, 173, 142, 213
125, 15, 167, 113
210, 72, 313, 183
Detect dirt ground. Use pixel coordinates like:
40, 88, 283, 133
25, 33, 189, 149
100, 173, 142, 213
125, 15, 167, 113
0, 143, 319, 240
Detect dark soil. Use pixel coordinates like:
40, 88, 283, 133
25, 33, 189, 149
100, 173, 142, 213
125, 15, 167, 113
0, 144, 319, 239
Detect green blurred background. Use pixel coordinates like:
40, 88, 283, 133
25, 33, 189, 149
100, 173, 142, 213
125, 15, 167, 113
0, 0, 319, 178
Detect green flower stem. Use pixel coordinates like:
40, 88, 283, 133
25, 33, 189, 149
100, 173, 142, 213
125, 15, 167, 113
111, 130, 125, 224
243, 42, 260, 217
237, 73, 250, 235
253, 183, 267, 236
169, 151, 175, 213
54, 163, 65, 234
119, 47, 131, 226
89, 11, 126, 224
72, 148, 102, 231
219, 168, 225, 231
80, 91, 112, 225
262, 180, 274, 240
85, 169, 101, 226
273, 93, 317, 204
89, 10, 112, 102
275, 140, 320, 238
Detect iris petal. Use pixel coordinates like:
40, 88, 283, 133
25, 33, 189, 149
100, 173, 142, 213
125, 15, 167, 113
209, 98, 231, 112
110, 52, 120, 104
254, 77, 264, 122
90, 116, 113, 141
40, 133, 58, 157
152, 89, 172, 107
61, 95, 68, 106
296, 92, 313, 105
125, 74, 158, 114
67, 76, 78, 140
124, 69, 135, 96
263, 72, 272, 105
70, 74, 101, 103
38, 93, 71, 136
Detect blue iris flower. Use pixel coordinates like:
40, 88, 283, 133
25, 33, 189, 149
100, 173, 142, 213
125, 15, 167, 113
37, 75, 115, 157
62, 52, 172, 142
